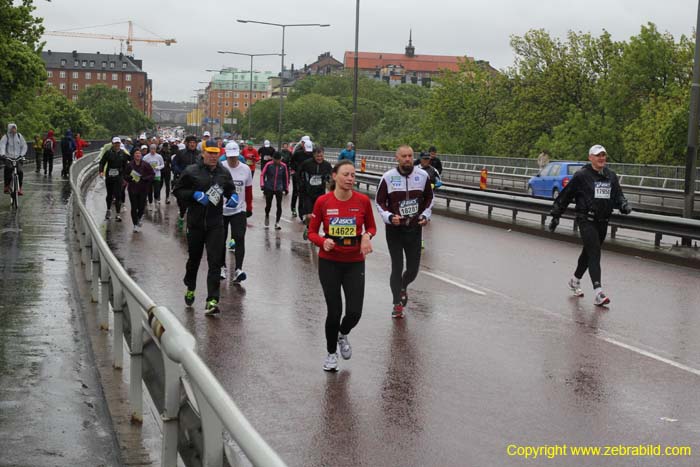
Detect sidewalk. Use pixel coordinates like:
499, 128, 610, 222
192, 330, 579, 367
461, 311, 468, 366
0, 168, 121, 466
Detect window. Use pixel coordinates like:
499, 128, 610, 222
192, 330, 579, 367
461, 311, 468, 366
112, 85, 118, 89
72, 83, 79, 91
85, 72, 91, 80
125, 86, 132, 93
110, 61, 115, 68
74, 60, 79, 66
539, 164, 553, 177
47, 71, 53, 78
60, 59, 66, 66
253, 93, 257, 98
224, 101, 229, 107
234, 102, 239, 108
72, 95, 78, 101
244, 93, 248, 99
244, 102, 248, 108
122, 62, 126, 69
234, 93, 239, 98
112, 73, 118, 81
90, 60, 95, 67
549, 164, 561, 177
59, 71, 66, 78
72, 71, 79, 79
47, 82, 53, 87
125, 74, 132, 82
82, 60, 87, 67
85, 84, 90, 89
59, 83, 66, 90
101, 61, 106, 68
567, 165, 584, 175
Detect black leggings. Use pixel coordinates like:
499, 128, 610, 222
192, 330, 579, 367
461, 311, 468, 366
300, 193, 321, 220
61, 153, 72, 177
574, 219, 608, 289
43, 152, 53, 174
185, 226, 225, 301
148, 179, 162, 203
128, 191, 147, 225
264, 190, 283, 223
105, 176, 122, 211
319, 258, 365, 354
222, 212, 247, 270
162, 170, 171, 199
290, 174, 300, 212
386, 225, 422, 305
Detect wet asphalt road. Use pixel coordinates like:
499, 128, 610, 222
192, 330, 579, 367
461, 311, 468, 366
0, 167, 119, 467
86, 179, 700, 467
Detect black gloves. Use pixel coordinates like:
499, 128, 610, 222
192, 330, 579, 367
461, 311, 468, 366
548, 217, 559, 233
620, 202, 632, 215
246, 211, 253, 218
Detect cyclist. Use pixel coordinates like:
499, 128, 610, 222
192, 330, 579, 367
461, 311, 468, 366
173, 139, 236, 315
124, 147, 155, 232
260, 151, 289, 230
1, 123, 28, 195
98, 137, 129, 221
307, 160, 376, 371
221, 141, 253, 283
376, 145, 434, 319
299, 145, 332, 240
548, 144, 632, 306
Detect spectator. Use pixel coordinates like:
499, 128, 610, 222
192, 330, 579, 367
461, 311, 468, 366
60, 129, 76, 178
42, 130, 57, 176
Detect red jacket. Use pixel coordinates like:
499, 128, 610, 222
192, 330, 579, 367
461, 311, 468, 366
75, 136, 90, 159
242, 147, 260, 170
42, 130, 57, 154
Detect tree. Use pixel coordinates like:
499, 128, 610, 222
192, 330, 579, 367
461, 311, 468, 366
284, 94, 350, 147
77, 85, 153, 135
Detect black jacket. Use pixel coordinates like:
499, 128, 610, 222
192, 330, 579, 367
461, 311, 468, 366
258, 146, 277, 171
173, 160, 235, 229
551, 164, 627, 221
172, 148, 200, 177
414, 156, 443, 174
299, 158, 332, 196
290, 147, 312, 174
99, 149, 128, 178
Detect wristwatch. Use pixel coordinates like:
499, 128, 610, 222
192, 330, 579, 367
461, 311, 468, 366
363, 232, 373, 240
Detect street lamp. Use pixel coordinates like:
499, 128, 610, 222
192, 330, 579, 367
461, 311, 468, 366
351, 0, 360, 146
218, 51, 281, 141
237, 19, 330, 149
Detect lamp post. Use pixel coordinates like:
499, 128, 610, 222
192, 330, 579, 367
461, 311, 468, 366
217, 51, 281, 141
351, 0, 360, 146
683, 0, 700, 241
237, 19, 330, 150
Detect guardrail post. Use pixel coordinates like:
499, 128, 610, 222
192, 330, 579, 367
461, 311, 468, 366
446, 198, 451, 207
487, 206, 493, 219
191, 381, 224, 467
90, 238, 100, 303
465, 202, 470, 213
161, 357, 181, 467
98, 253, 110, 331
540, 214, 546, 226
125, 293, 144, 423
512, 210, 518, 223
611, 225, 618, 239
111, 278, 125, 369
655, 233, 662, 247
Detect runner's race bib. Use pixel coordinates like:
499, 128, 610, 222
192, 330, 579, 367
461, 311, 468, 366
594, 182, 611, 199
130, 170, 141, 182
310, 175, 323, 186
399, 198, 419, 217
206, 184, 224, 206
233, 180, 244, 194
150, 162, 158, 169
328, 217, 357, 238
108, 168, 120, 177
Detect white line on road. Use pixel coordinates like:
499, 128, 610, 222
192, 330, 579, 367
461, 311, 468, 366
598, 336, 700, 377
420, 270, 487, 296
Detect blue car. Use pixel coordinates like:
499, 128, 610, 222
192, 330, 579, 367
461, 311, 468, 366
527, 161, 585, 199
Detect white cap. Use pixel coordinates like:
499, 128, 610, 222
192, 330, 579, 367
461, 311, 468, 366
177, 143, 186, 150
264, 140, 271, 148
225, 141, 240, 158
139, 133, 146, 140
203, 131, 211, 137
141, 145, 148, 150
303, 140, 313, 152
301, 135, 311, 142
589, 144, 607, 155
347, 142, 354, 147
112, 136, 122, 143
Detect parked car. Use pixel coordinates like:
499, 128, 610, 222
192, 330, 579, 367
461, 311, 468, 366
527, 161, 585, 199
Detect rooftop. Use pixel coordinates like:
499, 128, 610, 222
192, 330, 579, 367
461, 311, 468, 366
41, 50, 144, 72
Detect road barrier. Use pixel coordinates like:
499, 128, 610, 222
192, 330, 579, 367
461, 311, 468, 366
69, 153, 287, 467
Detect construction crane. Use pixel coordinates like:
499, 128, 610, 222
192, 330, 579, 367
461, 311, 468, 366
45, 21, 176, 55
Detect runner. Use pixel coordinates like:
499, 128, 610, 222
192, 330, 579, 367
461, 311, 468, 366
98, 137, 129, 222
548, 144, 632, 306
143, 144, 165, 208
124, 147, 155, 232
260, 151, 289, 230
417, 151, 443, 249
242, 140, 260, 177
173, 139, 236, 315
172, 136, 201, 229
258, 139, 276, 172
375, 145, 434, 319
307, 160, 376, 371
220, 141, 253, 283
289, 138, 313, 218
299, 145, 332, 240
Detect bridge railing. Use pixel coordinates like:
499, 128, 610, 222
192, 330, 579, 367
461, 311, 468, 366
352, 172, 700, 246
69, 153, 287, 467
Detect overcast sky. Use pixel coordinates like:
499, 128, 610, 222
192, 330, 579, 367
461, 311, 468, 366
36, 0, 698, 102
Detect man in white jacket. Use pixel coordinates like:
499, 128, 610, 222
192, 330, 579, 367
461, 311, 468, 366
0, 123, 28, 195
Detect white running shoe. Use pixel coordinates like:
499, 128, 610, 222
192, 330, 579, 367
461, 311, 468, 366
275, 223, 281, 230
338, 333, 352, 360
220, 266, 227, 280
594, 290, 610, 306
232, 269, 247, 283
568, 278, 584, 297
323, 353, 339, 372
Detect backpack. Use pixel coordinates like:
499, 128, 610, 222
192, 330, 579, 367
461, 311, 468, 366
43, 138, 54, 153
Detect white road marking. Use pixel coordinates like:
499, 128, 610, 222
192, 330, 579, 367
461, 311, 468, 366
420, 270, 487, 296
598, 336, 700, 377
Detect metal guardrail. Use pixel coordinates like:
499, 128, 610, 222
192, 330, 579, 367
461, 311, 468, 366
353, 172, 700, 246
69, 152, 287, 467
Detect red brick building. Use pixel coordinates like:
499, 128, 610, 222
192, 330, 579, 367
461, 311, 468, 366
41, 50, 153, 116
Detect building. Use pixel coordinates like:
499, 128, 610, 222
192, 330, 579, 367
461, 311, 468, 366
304, 52, 344, 77
41, 50, 152, 116
343, 32, 495, 87
204, 68, 274, 124
152, 101, 194, 124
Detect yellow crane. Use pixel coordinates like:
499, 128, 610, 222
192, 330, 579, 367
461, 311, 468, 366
45, 21, 176, 55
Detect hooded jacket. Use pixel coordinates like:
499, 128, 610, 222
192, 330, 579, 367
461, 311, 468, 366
299, 158, 332, 197
172, 147, 200, 177
60, 130, 76, 156
0, 124, 28, 159
43, 130, 57, 155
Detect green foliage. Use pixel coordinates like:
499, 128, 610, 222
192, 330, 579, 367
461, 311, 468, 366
284, 94, 351, 147
77, 85, 154, 135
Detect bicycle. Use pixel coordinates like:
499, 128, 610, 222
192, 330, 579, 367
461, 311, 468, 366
2, 156, 25, 210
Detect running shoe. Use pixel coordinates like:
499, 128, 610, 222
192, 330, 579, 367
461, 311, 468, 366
291, 208, 297, 218
184, 289, 195, 307
165, 199, 170, 205
133, 225, 139, 233
220, 266, 227, 280
399, 289, 408, 307
227, 239, 236, 251
323, 352, 339, 372
264, 215, 269, 228
338, 333, 352, 360
275, 223, 281, 231
302, 226, 308, 240
594, 291, 610, 307
233, 269, 247, 283
105, 210, 111, 220
115, 215, 122, 222
568, 278, 584, 297
205, 299, 220, 316
392, 304, 404, 319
